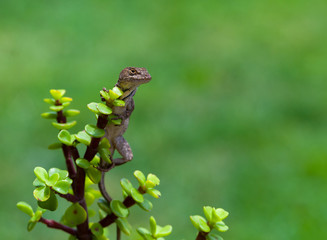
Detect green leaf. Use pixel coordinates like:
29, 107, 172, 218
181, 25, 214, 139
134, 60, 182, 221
90, 155, 100, 166
137, 198, 153, 212
75, 131, 91, 145
44, 98, 55, 105
113, 99, 125, 107
76, 158, 91, 169
213, 221, 229, 232
85, 192, 95, 206
99, 137, 111, 149
155, 225, 173, 238
27, 221, 37, 232
62, 102, 71, 107
52, 121, 77, 130
146, 188, 161, 199
85, 124, 105, 138
49, 168, 69, 180
98, 148, 112, 164
120, 178, 133, 195
134, 170, 146, 186
207, 233, 223, 240
110, 87, 123, 99
97, 103, 112, 115
149, 216, 157, 235
48, 142, 62, 150
63, 109, 80, 117
41, 112, 57, 119
190, 215, 210, 233
87, 102, 100, 114
110, 200, 129, 218
46, 173, 60, 186
214, 208, 229, 221
33, 186, 51, 201
30, 209, 44, 223
33, 178, 46, 187
62, 203, 87, 227
58, 130, 75, 146
116, 218, 132, 236
17, 202, 34, 217
34, 167, 48, 183
86, 167, 101, 184
100, 90, 110, 101
38, 190, 58, 211
91, 222, 104, 237
111, 119, 122, 125
203, 206, 214, 223
147, 174, 160, 186
131, 188, 144, 203
50, 89, 66, 100
97, 199, 111, 214
136, 228, 152, 239
50, 105, 64, 112
61, 97, 73, 103
53, 180, 71, 194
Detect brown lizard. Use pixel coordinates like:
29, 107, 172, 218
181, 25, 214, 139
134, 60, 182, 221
99, 67, 152, 201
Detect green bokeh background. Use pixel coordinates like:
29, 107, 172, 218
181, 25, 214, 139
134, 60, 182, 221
1, 0, 327, 239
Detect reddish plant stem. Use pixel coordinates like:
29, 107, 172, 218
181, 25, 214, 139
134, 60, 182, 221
39, 217, 77, 236
56, 192, 79, 202
196, 232, 208, 240
84, 115, 108, 161
62, 144, 77, 179
99, 196, 136, 227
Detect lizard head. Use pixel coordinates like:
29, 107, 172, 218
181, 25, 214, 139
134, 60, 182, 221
117, 67, 152, 91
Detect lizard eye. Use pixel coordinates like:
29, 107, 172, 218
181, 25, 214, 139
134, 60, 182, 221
129, 68, 137, 75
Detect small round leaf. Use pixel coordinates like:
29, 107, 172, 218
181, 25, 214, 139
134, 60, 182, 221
110, 200, 129, 218
97, 103, 112, 115
131, 188, 144, 203
116, 218, 132, 236
50, 105, 64, 112
154, 225, 173, 238
33, 186, 51, 201
63, 109, 80, 117
58, 130, 75, 146
75, 131, 91, 146
113, 100, 125, 107
137, 198, 153, 212
17, 202, 34, 217
87, 102, 100, 114
76, 158, 91, 169
85, 124, 105, 138
134, 170, 146, 186
190, 215, 210, 233
149, 216, 157, 235
37, 190, 58, 211
146, 188, 161, 199
52, 180, 71, 194
120, 178, 133, 195
86, 167, 101, 184
52, 121, 77, 130
62, 203, 87, 227
91, 222, 103, 237
34, 167, 48, 183
48, 142, 62, 150
41, 112, 57, 119
50, 89, 66, 100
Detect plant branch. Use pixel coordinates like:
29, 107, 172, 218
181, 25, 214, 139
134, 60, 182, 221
196, 232, 208, 240
56, 192, 79, 202
99, 196, 136, 227
84, 115, 108, 161
39, 217, 77, 236
62, 144, 77, 179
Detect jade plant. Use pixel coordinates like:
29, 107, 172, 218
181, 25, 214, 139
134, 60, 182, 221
17, 87, 229, 240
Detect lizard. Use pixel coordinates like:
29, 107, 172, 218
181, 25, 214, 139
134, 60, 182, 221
98, 67, 152, 202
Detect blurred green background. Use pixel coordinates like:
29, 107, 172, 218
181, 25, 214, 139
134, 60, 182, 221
1, 0, 327, 239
